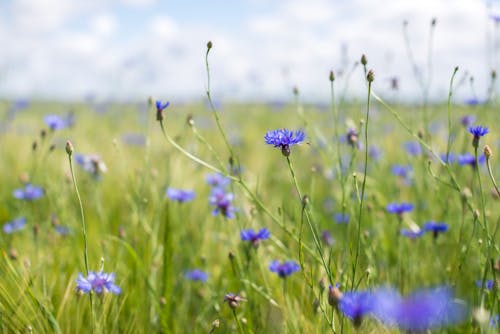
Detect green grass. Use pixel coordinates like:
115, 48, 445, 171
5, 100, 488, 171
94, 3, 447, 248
0, 94, 499, 333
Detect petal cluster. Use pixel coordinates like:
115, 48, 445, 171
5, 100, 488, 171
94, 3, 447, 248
76, 271, 121, 295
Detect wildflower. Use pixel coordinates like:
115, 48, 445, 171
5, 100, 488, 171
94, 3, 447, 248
423, 221, 448, 238
440, 153, 456, 164
321, 230, 334, 246
464, 97, 480, 106
76, 271, 121, 295
54, 224, 71, 236
457, 153, 486, 167
386, 202, 413, 215
391, 164, 412, 183
346, 128, 359, 148
475, 279, 495, 290
400, 228, 424, 239
206, 173, 230, 189
404, 141, 422, 156
155, 100, 170, 121
328, 284, 343, 307
240, 228, 270, 247
75, 154, 107, 178
3, 217, 27, 234
334, 212, 350, 224
369, 145, 383, 161
13, 184, 44, 200
208, 187, 235, 219
184, 269, 208, 282
490, 314, 499, 328
264, 128, 305, 156
269, 260, 300, 278
469, 125, 489, 148
44, 114, 67, 130
339, 290, 375, 327
166, 187, 195, 203
224, 293, 245, 309
460, 115, 476, 127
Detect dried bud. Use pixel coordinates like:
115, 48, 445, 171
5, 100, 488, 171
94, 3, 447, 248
461, 187, 472, 201
40, 129, 47, 139
329, 70, 335, 82
32, 141, 37, 151
318, 277, 326, 293
19, 172, 30, 184
360, 54, 367, 66
187, 114, 194, 127
417, 129, 424, 139
9, 248, 18, 260
293, 86, 299, 96
484, 145, 493, 159
366, 69, 374, 83
328, 285, 343, 307
211, 319, 220, 329
65, 140, 74, 156
431, 17, 437, 26
492, 70, 497, 80
49, 144, 56, 152
147, 96, 154, 107
159, 296, 167, 306
207, 41, 213, 50
224, 293, 245, 309
302, 195, 310, 208
33, 224, 39, 238
473, 209, 480, 220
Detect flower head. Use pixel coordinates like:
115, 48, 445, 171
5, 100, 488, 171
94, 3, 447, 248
386, 202, 414, 215
400, 228, 424, 239
339, 291, 375, 327
469, 125, 489, 138
461, 115, 476, 127
475, 279, 495, 290
457, 153, 486, 167
155, 100, 170, 121
13, 184, 44, 201
224, 293, 245, 309
240, 228, 270, 247
321, 230, 334, 246
166, 187, 195, 203
208, 187, 235, 219
269, 260, 300, 278
75, 154, 107, 178
423, 221, 448, 238
264, 128, 305, 156
76, 271, 121, 295
206, 173, 230, 189
184, 269, 208, 282
334, 212, 350, 224
404, 141, 422, 156
44, 114, 67, 130
3, 217, 27, 234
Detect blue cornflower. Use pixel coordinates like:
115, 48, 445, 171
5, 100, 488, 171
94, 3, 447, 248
209, 187, 235, 219
475, 279, 495, 290
206, 173, 230, 189
264, 128, 305, 156
339, 290, 375, 327
460, 115, 476, 127
54, 224, 71, 236
400, 228, 424, 239
240, 228, 270, 247
76, 271, 121, 295
75, 154, 107, 178
404, 141, 422, 156
155, 100, 170, 121
345, 128, 359, 148
3, 217, 27, 234
440, 153, 456, 164
387, 202, 414, 215
469, 125, 489, 138
166, 187, 195, 203
457, 153, 486, 167
423, 221, 448, 238
464, 97, 480, 106
334, 212, 350, 224
44, 114, 67, 130
391, 164, 413, 183
269, 260, 300, 278
13, 184, 44, 201
184, 269, 208, 282
490, 314, 499, 328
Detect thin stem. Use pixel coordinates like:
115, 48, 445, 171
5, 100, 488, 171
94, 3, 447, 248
232, 309, 244, 334
486, 156, 500, 198
446, 67, 459, 162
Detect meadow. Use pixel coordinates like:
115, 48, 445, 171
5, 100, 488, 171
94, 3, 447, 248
0, 46, 500, 334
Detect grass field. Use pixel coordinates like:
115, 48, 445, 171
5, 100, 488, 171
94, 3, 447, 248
0, 57, 499, 333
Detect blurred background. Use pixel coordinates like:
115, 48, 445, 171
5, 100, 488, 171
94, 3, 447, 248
0, 0, 499, 103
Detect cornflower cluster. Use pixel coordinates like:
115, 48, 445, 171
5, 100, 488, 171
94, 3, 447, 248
206, 173, 235, 219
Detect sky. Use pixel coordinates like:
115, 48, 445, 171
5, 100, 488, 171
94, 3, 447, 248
0, 0, 499, 103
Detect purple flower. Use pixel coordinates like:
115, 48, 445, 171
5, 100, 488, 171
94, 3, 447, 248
76, 271, 121, 295
224, 293, 245, 308
440, 153, 456, 164
387, 202, 413, 215
469, 125, 489, 138
475, 279, 494, 290
166, 187, 195, 203
400, 228, 424, 239
13, 184, 44, 201
339, 291, 375, 326
391, 164, 412, 183
240, 228, 270, 247
206, 173, 230, 189
464, 97, 480, 106
54, 224, 71, 236
209, 187, 235, 219
345, 128, 359, 148
184, 269, 208, 282
44, 114, 67, 130
404, 141, 422, 156
369, 145, 383, 161
334, 212, 350, 224
75, 154, 107, 177
269, 260, 300, 278
155, 100, 170, 121
321, 230, 334, 246
423, 221, 448, 238
457, 153, 485, 167
264, 128, 305, 156
3, 217, 27, 234
460, 115, 476, 127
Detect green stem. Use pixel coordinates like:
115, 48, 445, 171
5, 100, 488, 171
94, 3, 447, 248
446, 67, 459, 162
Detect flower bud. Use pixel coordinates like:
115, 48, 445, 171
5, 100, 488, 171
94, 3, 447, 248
360, 54, 367, 66
329, 70, 335, 82
65, 140, 74, 156
484, 145, 493, 159
207, 41, 213, 50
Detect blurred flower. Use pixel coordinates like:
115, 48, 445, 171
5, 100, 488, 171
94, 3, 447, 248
44, 114, 68, 130
369, 145, 383, 161
339, 290, 375, 327
457, 153, 486, 167
75, 154, 107, 178
13, 184, 44, 200
206, 173, 230, 189
240, 228, 270, 247
400, 228, 424, 239
460, 115, 476, 127
3, 217, 26, 234
475, 279, 494, 290
334, 212, 350, 224
345, 128, 359, 148
321, 230, 334, 246
464, 97, 480, 106
404, 141, 422, 156
386, 202, 413, 215
269, 260, 300, 278
490, 314, 499, 328
423, 222, 448, 238
440, 153, 456, 164
209, 187, 235, 219
76, 271, 121, 295
184, 269, 208, 282
121, 133, 146, 146
54, 224, 71, 236
224, 293, 245, 309
264, 128, 305, 156
391, 164, 412, 184
166, 187, 195, 203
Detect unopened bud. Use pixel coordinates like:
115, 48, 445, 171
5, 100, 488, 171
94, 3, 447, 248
360, 54, 367, 66
211, 319, 220, 329
328, 285, 343, 307
40, 129, 47, 139
329, 70, 335, 82
473, 209, 480, 220
318, 277, 326, 293
32, 141, 37, 151
366, 70, 374, 83
302, 195, 310, 208
187, 114, 194, 127
65, 140, 74, 156
207, 41, 213, 50
431, 17, 437, 26
492, 70, 497, 80
484, 145, 493, 159
293, 86, 299, 96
